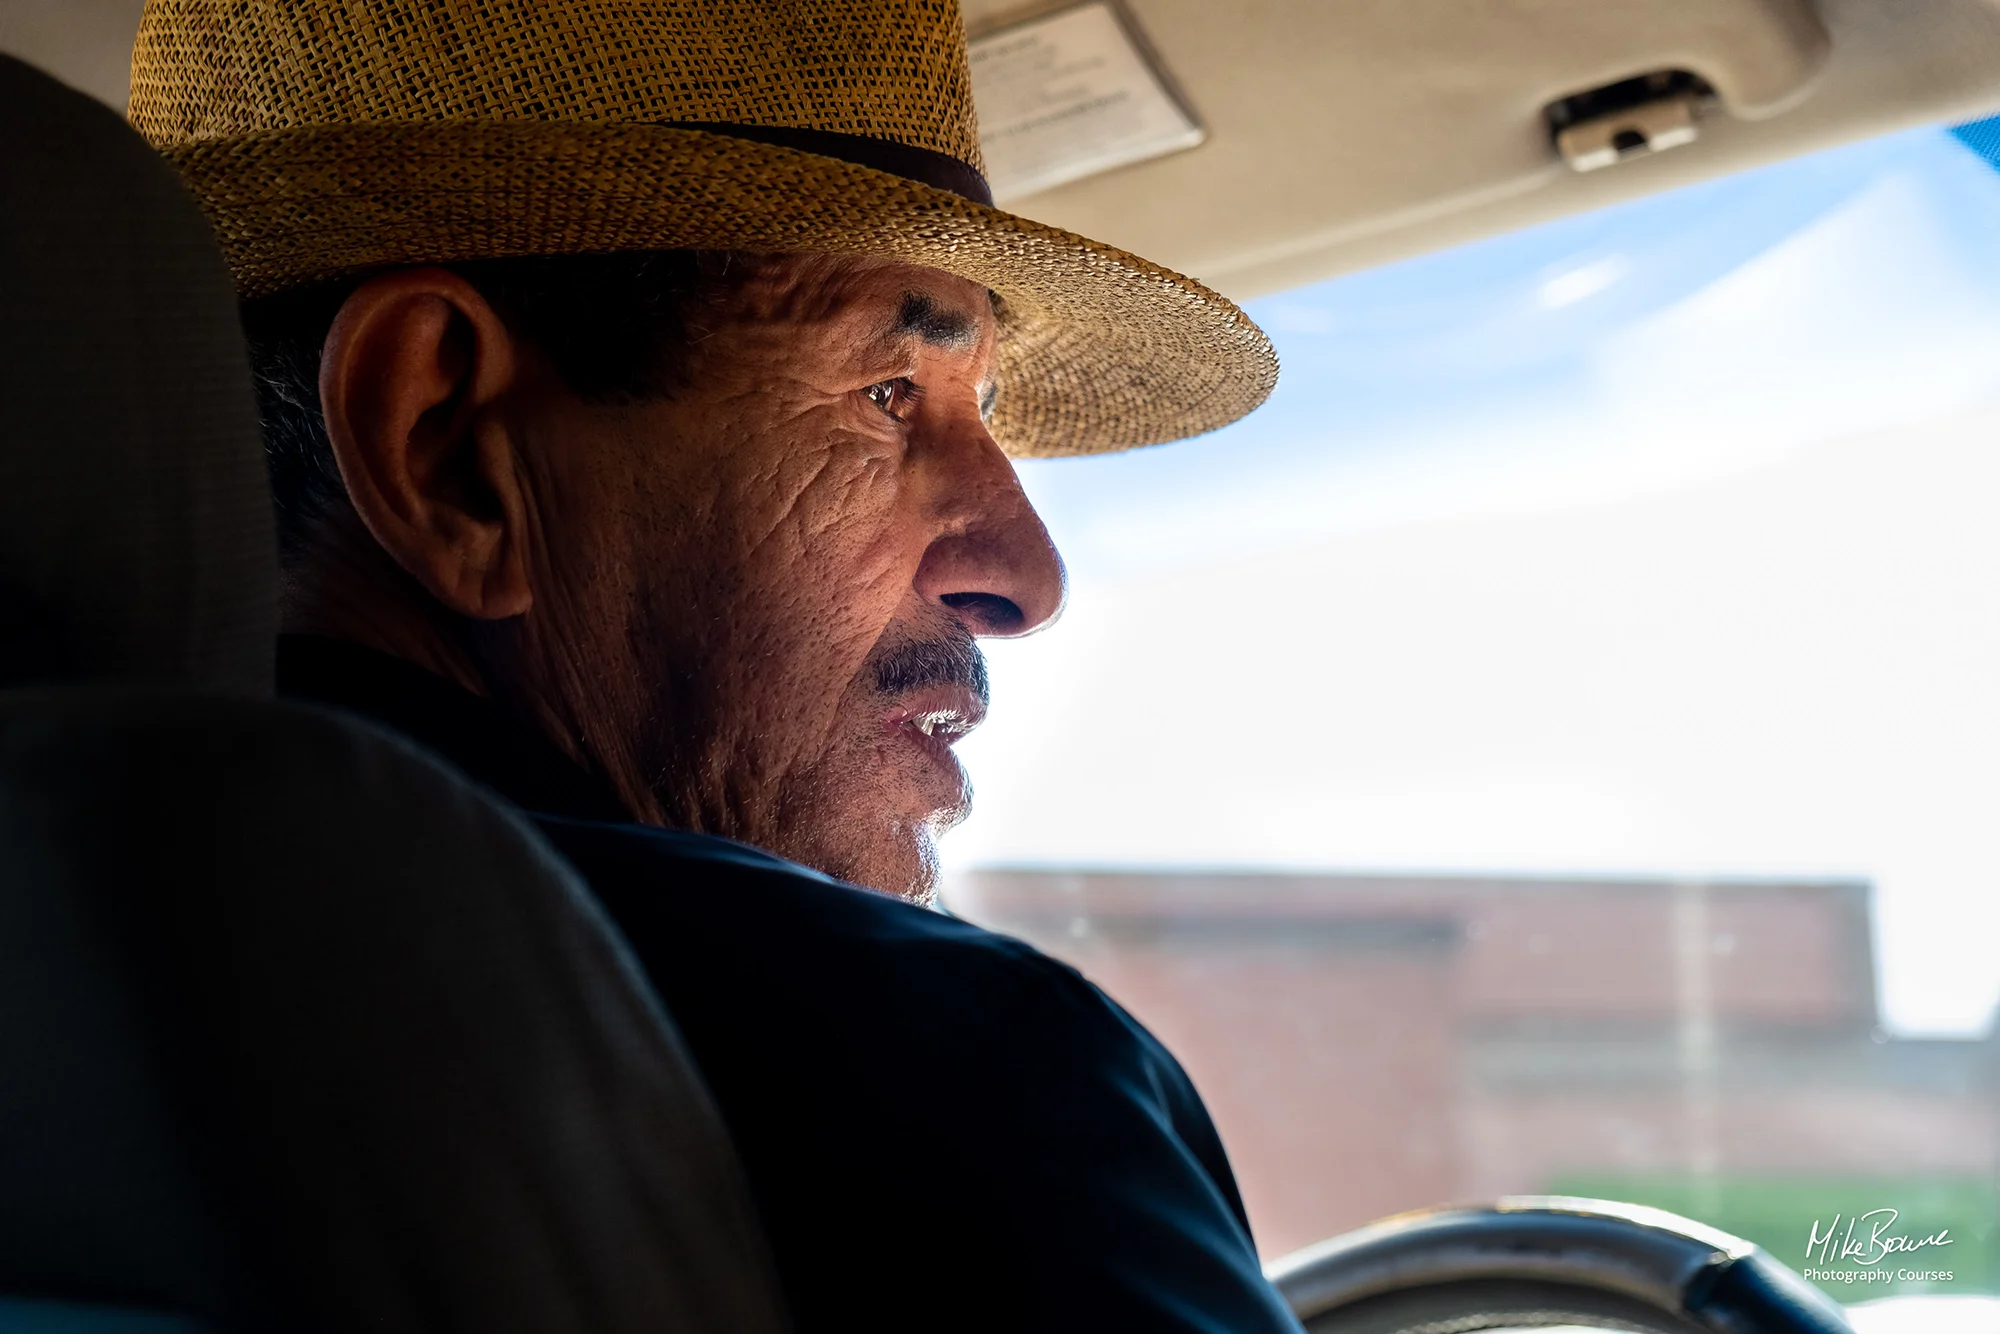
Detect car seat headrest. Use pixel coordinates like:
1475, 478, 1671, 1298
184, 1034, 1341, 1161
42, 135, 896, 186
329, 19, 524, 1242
0, 54, 274, 696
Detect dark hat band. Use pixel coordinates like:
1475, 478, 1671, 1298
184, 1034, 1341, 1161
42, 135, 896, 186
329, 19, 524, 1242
672, 121, 993, 207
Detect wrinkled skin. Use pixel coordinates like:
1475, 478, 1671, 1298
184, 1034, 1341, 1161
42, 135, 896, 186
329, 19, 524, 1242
293, 253, 1065, 899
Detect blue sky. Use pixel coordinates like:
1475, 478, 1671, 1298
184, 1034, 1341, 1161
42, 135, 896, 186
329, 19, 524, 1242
945, 124, 2000, 1036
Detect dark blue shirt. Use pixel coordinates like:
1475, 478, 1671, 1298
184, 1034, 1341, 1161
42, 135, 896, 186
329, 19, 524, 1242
278, 635, 1303, 1334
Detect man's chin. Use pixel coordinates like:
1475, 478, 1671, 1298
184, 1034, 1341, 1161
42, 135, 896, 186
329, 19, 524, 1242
761, 758, 962, 900
769, 817, 946, 904
838, 832, 944, 903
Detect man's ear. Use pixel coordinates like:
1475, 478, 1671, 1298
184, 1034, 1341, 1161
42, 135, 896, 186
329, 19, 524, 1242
318, 267, 534, 620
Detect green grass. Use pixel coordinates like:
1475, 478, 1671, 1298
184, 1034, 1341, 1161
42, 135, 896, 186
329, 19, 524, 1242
1546, 1175, 1999, 1300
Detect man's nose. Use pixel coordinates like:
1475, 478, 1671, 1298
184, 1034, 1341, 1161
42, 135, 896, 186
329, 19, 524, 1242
913, 436, 1067, 638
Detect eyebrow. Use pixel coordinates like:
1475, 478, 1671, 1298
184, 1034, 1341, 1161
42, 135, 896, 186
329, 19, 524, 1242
888, 290, 979, 349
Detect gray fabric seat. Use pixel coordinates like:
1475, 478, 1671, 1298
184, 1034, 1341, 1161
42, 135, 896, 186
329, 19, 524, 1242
0, 52, 787, 1334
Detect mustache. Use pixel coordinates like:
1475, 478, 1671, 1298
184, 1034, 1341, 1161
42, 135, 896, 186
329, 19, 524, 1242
871, 629, 989, 706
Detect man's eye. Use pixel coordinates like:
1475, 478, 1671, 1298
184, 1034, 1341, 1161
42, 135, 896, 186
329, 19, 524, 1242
863, 377, 920, 419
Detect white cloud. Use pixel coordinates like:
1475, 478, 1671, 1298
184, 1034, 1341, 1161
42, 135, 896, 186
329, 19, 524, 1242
1537, 253, 1630, 308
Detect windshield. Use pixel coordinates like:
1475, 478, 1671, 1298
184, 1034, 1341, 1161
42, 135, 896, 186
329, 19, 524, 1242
945, 120, 2000, 1318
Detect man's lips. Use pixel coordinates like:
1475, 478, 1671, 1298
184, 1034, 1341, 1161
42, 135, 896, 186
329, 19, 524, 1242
883, 684, 986, 756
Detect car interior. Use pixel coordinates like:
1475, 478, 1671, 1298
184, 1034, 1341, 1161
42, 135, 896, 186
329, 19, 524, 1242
3, 0, 1996, 1330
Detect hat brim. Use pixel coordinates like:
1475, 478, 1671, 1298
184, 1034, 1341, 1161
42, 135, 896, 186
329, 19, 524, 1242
162, 120, 1277, 457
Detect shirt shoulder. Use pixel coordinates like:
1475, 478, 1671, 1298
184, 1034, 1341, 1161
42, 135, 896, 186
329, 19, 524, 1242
531, 815, 1300, 1334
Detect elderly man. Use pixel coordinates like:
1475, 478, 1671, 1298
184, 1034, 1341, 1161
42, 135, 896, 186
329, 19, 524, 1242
133, 1, 1292, 1329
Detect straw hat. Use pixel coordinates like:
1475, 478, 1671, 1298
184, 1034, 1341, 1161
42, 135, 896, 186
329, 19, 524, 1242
128, 0, 1277, 457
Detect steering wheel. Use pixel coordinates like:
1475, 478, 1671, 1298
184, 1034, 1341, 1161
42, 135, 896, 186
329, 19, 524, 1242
1266, 1196, 1855, 1334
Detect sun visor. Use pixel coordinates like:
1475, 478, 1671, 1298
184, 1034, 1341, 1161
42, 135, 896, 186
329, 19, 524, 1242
958, 0, 1891, 299
969, 1, 1205, 202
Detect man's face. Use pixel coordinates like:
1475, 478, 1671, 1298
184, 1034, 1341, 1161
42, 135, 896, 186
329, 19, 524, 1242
490, 254, 1065, 899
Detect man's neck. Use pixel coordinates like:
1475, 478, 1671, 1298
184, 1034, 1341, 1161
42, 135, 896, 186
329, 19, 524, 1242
283, 510, 678, 828
282, 509, 492, 700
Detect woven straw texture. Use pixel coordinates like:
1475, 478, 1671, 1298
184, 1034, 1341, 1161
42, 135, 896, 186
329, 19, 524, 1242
129, 0, 1278, 456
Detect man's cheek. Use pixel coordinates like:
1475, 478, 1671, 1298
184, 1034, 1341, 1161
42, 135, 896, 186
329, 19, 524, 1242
789, 514, 917, 642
